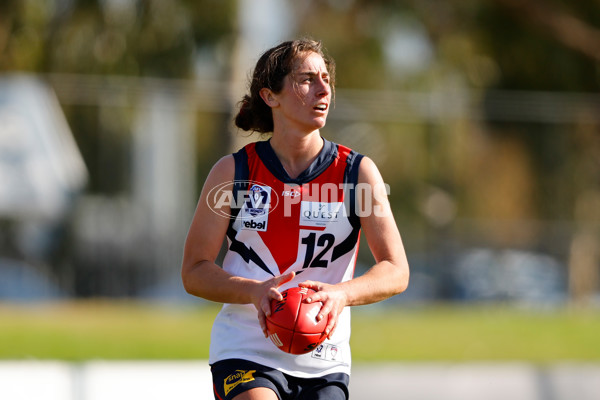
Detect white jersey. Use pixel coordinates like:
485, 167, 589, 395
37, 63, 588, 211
208, 139, 363, 378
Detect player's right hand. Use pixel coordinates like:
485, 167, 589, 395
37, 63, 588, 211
252, 271, 295, 337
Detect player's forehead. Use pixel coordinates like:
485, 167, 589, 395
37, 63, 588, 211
292, 51, 329, 76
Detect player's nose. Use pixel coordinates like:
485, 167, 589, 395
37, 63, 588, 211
315, 76, 330, 97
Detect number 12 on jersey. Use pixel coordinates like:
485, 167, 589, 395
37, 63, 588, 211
301, 232, 335, 270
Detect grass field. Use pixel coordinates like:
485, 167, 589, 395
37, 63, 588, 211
0, 301, 599, 363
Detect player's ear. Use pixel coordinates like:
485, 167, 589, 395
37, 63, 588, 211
259, 88, 279, 108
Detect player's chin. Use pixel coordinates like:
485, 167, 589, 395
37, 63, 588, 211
305, 114, 328, 129
314, 117, 328, 128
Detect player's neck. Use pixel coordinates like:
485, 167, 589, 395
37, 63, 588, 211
270, 131, 323, 179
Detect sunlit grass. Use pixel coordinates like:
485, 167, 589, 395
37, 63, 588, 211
0, 301, 598, 363
351, 304, 600, 363
0, 301, 217, 360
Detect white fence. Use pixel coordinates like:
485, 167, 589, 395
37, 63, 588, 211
1, 361, 599, 400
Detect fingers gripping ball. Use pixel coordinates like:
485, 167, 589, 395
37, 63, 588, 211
266, 287, 328, 354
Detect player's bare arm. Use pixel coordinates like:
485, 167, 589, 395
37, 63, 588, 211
181, 156, 294, 336
300, 156, 410, 337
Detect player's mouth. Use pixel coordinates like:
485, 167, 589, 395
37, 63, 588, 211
313, 103, 328, 112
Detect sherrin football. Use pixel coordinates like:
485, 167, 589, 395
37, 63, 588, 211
266, 287, 328, 354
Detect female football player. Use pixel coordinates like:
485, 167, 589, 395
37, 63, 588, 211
182, 38, 409, 400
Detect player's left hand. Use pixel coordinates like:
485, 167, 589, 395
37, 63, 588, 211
298, 280, 348, 339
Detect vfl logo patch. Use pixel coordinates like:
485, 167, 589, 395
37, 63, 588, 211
206, 180, 279, 219
224, 369, 256, 396
311, 344, 342, 362
240, 184, 271, 231
246, 185, 270, 216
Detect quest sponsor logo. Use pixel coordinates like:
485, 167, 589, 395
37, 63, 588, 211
300, 201, 343, 227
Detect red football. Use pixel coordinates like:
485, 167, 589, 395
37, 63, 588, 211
266, 287, 328, 354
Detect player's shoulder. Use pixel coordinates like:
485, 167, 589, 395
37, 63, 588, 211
206, 154, 235, 183
357, 155, 383, 185
214, 154, 235, 170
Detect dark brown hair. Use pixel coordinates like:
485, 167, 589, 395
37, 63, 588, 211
234, 38, 335, 133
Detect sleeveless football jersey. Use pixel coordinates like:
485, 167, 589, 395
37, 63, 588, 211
208, 138, 363, 378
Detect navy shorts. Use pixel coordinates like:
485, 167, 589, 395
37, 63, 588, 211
210, 358, 349, 400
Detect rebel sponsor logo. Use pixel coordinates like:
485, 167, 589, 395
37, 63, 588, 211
223, 369, 256, 396
242, 219, 266, 230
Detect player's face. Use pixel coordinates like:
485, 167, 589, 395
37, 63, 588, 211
274, 52, 332, 133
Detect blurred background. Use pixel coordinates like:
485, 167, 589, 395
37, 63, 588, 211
1, 1, 600, 399
1, 0, 598, 307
